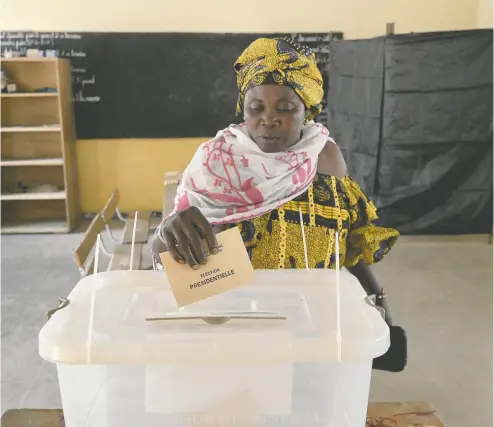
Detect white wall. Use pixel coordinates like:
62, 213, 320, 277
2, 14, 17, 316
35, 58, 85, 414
0, 0, 484, 39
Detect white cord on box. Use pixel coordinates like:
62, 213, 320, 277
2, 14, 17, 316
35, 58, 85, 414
299, 208, 309, 270
86, 289, 96, 364
94, 234, 101, 274
129, 212, 138, 271
87, 234, 102, 362
335, 231, 342, 361
299, 206, 342, 360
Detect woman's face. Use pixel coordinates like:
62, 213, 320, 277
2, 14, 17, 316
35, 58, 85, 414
243, 84, 306, 153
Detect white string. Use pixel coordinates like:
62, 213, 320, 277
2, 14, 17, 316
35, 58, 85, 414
87, 287, 96, 363
97, 235, 113, 257
335, 231, 342, 361
87, 235, 101, 362
299, 208, 309, 269
115, 207, 126, 222
94, 234, 101, 274
104, 223, 120, 245
129, 211, 138, 271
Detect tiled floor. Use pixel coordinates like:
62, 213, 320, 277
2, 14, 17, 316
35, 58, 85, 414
1, 230, 492, 427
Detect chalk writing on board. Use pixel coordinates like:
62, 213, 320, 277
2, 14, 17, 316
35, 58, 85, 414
74, 91, 101, 103
0, 32, 101, 103
72, 75, 96, 87
62, 50, 86, 58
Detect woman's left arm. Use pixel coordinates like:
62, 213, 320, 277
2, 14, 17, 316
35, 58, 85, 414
346, 260, 392, 325
318, 139, 395, 325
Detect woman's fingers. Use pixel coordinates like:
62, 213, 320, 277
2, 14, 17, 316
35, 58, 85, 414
161, 206, 218, 269
162, 230, 185, 264
182, 222, 207, 266
173, 227, 200, 269
191, 207, 219, 255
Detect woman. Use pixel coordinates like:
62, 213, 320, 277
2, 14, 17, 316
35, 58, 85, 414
152, 36, 399, 324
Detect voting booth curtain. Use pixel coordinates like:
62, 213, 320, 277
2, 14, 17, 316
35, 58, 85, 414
327, 30, 493, 235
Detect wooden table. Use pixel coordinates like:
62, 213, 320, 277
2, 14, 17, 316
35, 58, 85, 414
1, 401, 446, 426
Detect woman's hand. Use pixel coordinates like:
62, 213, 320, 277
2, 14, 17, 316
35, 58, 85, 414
376, 297, 393, 326
346, 260, 393, 326
160, 206, 219, 269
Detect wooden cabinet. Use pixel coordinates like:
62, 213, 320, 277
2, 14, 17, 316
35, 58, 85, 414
1, 57, 79, 233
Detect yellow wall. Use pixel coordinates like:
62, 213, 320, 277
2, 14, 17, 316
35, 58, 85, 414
477, 0, 494, 28
75, 138, 204, 212
1, 0, 490, 212
0, 0, 482, 38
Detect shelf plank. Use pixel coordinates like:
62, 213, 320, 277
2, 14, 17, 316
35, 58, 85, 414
0, 57, 59, 62
0, 158, 64, 167
1, 92, 58, 98
0, 125, 61, 133
1, 191, 67, 201
1, 219, 69, 234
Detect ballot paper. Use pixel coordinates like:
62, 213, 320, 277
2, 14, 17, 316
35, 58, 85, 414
159, 227, 255, 307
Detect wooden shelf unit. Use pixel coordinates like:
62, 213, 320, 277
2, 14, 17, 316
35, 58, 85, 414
1, 125, 62, 132
1, 191, 67, 201
1, 57, 80, 234
1, 92, 58, 98
1, 158, 64, 167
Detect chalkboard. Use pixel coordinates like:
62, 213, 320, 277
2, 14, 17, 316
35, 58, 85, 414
2, 31, 329, 139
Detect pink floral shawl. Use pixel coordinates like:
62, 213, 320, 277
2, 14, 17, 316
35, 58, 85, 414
167, 121, 332, 225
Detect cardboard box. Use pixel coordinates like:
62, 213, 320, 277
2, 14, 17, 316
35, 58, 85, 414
1, 401, 446, 427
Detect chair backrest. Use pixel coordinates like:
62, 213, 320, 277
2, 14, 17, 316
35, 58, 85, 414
163, 171, 182, 216
72, 213, 106, 277
101, 189, 120, 223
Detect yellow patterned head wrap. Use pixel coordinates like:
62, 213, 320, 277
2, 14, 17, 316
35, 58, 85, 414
234, 37, 324, 121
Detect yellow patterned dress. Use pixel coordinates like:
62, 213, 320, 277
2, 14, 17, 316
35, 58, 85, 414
225, 173, 399, 269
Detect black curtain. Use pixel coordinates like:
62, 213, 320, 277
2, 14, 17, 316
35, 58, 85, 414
328, 30, 493, 234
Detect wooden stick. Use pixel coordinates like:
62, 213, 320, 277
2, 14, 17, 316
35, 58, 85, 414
129, 211, 138, 270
